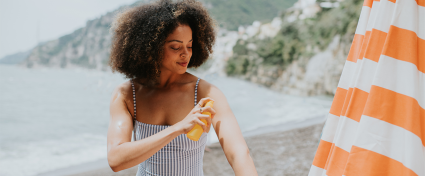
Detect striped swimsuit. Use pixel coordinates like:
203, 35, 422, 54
131, 78, 207, 176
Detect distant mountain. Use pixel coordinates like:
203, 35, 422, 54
0, 51, 31, 65
204, 0, 297, 30
21, 0, 297, 70
21, 1, 144, 70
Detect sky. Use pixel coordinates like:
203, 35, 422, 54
0, 0, 139, 58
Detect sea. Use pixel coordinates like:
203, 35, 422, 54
0, 65, 333, 176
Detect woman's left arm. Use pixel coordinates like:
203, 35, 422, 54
206, 84, 258, 176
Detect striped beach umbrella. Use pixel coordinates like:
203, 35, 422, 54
309, 0, 424, 175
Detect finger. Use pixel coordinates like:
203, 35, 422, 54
200, 106, 216, 116
197, 114, 210, 119
192, 97, 214, 114
197, 114, 212, 132
191, 107, 201, 114
207, 124, 211, 133
206, 116, 212, 133
194, 119, 207, 132
192, 107, 207, 115
196, 97, 215, 108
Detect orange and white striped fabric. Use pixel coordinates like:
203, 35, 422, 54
309, 0, 424, 175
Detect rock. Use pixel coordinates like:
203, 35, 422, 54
21, 1, 146, 71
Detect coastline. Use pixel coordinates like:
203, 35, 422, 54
37, 115, 326, 176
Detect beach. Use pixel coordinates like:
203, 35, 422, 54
1, 65, 331, 176
39, 116, 325, 176
204, 120, 324, 176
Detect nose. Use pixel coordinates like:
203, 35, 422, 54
181, 47, 189, 58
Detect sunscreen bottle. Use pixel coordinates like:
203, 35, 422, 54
186, 101, 214, 141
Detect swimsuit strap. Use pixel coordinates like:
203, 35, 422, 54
131, 80, 136, 119
194, 78, 200, 107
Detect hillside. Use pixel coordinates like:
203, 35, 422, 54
0, 51, 31, 65
21, 1, 145, 70
225, 0, 363, 95
21, 0, 296, 70
205, 0, 297, 30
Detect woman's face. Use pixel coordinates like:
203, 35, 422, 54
161, 24, 193, 74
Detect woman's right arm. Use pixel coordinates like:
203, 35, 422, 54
106, 83, 215, 172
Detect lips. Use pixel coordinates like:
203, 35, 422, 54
177, 62, 188, 67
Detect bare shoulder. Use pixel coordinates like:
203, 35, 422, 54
111, 80, 134, 103
197, 79, 233, 119
197, 79, 226, 101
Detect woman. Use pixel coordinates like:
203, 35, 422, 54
107, 0, 257, 175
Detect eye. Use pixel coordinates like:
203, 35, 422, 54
171, 47, 180, 50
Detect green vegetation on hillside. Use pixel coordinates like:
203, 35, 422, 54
226, 0, 363, 76
205, 0, 297, 30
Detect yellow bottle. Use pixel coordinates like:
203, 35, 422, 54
186, 101, 214, 141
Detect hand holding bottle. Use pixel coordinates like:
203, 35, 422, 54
187, 99, 214, 141
174, 98, 216, 140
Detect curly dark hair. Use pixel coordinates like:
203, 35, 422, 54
109, 0, 216, 84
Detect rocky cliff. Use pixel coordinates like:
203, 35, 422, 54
224, 0, 362, 96
22, 1, 150, 70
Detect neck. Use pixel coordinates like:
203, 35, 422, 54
155, 69, 185, 89
134, 68, 189, 89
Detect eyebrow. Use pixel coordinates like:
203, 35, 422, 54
167, 39, 193, 43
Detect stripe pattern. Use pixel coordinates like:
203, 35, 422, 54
309, 0, 425, 175
131, 78, 207, 176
